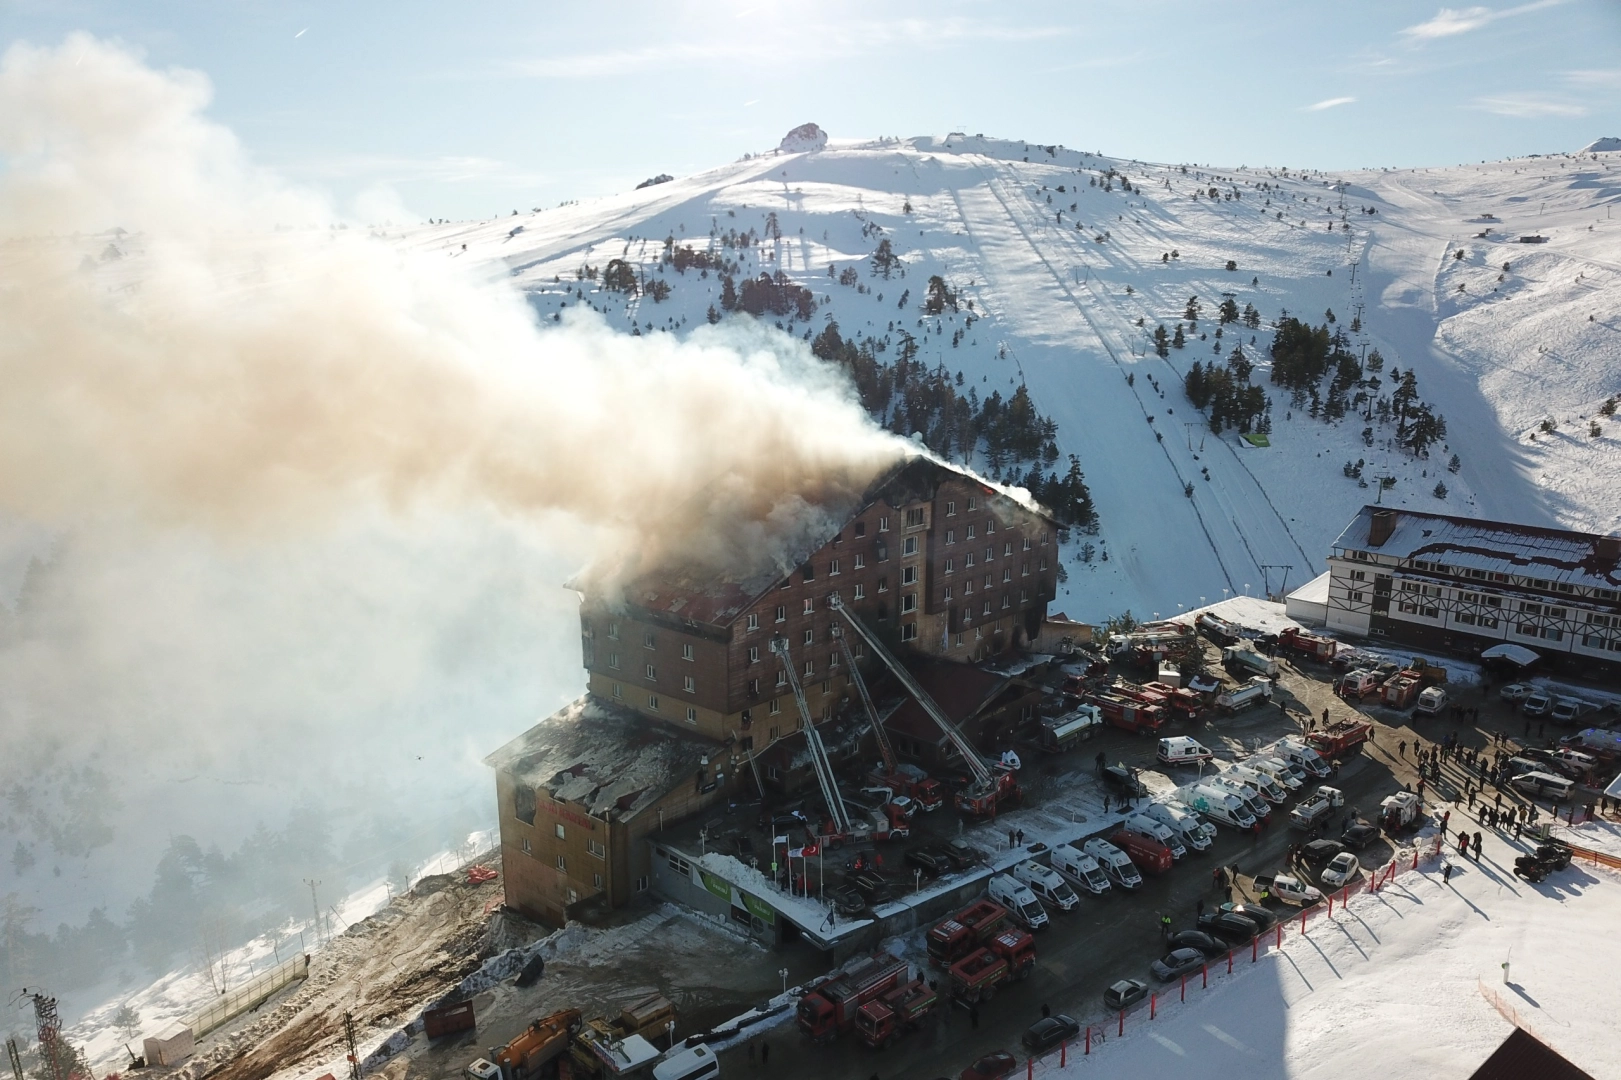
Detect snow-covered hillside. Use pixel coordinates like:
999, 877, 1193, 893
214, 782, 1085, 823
394, 133, 1621, 620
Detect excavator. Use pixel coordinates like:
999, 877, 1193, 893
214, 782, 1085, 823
828, 596, 1020, 818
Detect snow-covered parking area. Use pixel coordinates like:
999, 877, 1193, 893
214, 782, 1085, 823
1029, 823, 1620, 1079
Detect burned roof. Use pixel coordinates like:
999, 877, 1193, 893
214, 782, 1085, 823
484, 696, 716, 822
885, 658, 1011, 743
1333, 505, 1621, 591
608, 455, 1057, 629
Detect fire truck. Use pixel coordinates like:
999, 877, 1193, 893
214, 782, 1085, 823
926, 899, 1009, 968
796, 953, 910, 1043
946, 929, 1036, 1004
854, 980, 939, 1049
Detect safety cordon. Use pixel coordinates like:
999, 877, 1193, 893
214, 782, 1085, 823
1019, 839, 1441, 1076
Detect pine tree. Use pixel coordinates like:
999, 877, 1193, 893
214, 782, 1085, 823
720, 274, 738, 311
1154, 324, 1170, 358
1172, 325, 1186, 349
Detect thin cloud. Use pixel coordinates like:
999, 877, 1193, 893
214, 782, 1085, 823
1563, 69, 1621, 89
498, 16, 1069, 79
1472, 94, 1587, 118
1304, 96, 1357, 111
1401, 0, 1564, 41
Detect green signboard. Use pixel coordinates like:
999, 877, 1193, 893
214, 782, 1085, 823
740, 892, 776, 925
698, 868, 733, 902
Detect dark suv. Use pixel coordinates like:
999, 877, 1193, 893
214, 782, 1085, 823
1102, 764, 1149, 799
905, 847, 952, 878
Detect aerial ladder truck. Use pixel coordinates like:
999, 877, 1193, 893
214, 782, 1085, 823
770, 636, 866, 847
832, 626, 945, 812
828, 596, 1019, 817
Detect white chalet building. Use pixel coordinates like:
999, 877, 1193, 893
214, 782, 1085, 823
1325, 506, 1621, 680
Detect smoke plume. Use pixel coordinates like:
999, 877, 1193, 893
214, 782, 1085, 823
0, 32, 904, 988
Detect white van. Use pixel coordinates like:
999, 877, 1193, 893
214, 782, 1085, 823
1205, 776, 1271, 821
1143, 802, 1214, 851
1275, 739, 1331, 779
1511, 771, 1574, 801
988, 873, 1050, 929
1049, 842, 1111, 895
654, 1045, 719, 1080
1223, 764, 1288, 805
1082, 838, 1144, 890
1414, 686, 1447, 717
1156, 736, 1213, 767
1124, 813, 1188, 860
1176, 784, 1257, 831
1011, 860, 1080, 912
1246, 756, 1304, 792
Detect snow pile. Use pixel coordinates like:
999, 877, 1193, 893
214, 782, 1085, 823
777, 123, 828, 153
1030, 828, 1621, 1079
1578, 137, 1621, 153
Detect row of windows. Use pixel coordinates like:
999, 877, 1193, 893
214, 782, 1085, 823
1345, 552, 1619, 602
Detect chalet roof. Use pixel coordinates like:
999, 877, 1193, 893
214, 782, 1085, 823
614, 454, 1056, 629
484, 696, 715, 822
1332, 506, 1621, 591
1468, 1028, 1595, 1080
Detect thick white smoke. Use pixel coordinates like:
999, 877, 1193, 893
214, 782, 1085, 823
0, 32, 905, 980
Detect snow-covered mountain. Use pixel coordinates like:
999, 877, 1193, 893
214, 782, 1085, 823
395, 131, 1621, 620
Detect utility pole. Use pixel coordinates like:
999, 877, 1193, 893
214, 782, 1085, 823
1260, 564, 1294, 600
305, 879, 323, 946
7, 1037, 24, 1080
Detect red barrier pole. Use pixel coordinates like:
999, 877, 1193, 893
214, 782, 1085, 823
1027, 1058, 1033, 1080
1085, 1027, 1091, 1055
1327, 894, 1332, 917
1412, 848, 1419, 870
1151, 992, 1157, 1019
1342, 884, 1349, 907
1252, 936, 1258, 963
1300, 910, 1307, 935
1202, 963, 1208, 988
1118, 1010, 1124, 1037
1276, 924, 1282, 949
1061, 1042, 1067, 1067
1227, 950, 1233, 974
1181, 974, 1186, 1002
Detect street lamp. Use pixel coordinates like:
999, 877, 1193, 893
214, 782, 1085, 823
779, 968, 789, 994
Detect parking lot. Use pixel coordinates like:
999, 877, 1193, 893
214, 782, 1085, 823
711, 636, 1619, 1080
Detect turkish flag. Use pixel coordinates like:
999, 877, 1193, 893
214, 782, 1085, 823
801, 843, 820, 857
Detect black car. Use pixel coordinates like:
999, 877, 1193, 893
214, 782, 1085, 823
1341, 822, 1379, 850
1296, 838, 1348, 870
960, 1050, 1018, 1080
905, 847, 951, 878
1226, 903, 1278, 932
1197, 911, 1260, 945
1167, 930, 1227, 957
941, 838, 979, 870
1102, 764, 1149, 799
828, 886, 867, 916
848, 872, 895, 903
1021, 1014, 1081, 1053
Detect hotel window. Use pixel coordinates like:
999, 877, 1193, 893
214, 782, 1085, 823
681, 643, 694, 661
1002, 595, 1012, 610
946, 530, 956, 545
905, 507, 925, 528
902, 594, 918, 613
521, 837, 531, 854
645, 663, 656, 680
902, 566, 918, 585
770, 698, 781, 714
607, 622, 620, 640
1022, 561, 1030, 576
644, 632, 656, 649
903, 536, 918, 556
984, 574, 993, 589
854, 553, 866, 569
685, 707, 697, 724
944, 586, 954, 601
878, 576, 888, 592
964, 579, 974, 594
775, 604, 786, 623
555, 823, 566, 840
803, 660, 814, 677
879, 516, 890, 532
749, 646, 760, 663
803, 628, 814, 645
748, 677, 759, 696
593, 873, 604, 889
683, 674, 696, 693
985, 547, 995, 562
945, 559, 955, 574
647, 693, 659, 711
608, 651, 620, 670
747, 613, 760, 631
802, 563, 815, 582
611, 682, 623, 699
966, 552, 976, 568
967, 496, 978, 510
803, 598, 815, 614
1004, 542, 1013, 557
900, 623, 918, 641
1541, 628, 1563, 641
1040, 530, 1048, 545
966, 524, 977, 540
776, 670, 787, 687
556, 855, 567, 870
1002, 568, 1012, 583
986, 519, 996, 534
829, 559, 840, 576
854, 521, 866, 537
1020, 589, 1029, 603
1022, 537, 1032, 551
587, 839, 605, 858
982, 600, 992, 616
854, 583, 866, 599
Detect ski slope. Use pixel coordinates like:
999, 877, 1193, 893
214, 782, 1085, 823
395, 134, 1621, 619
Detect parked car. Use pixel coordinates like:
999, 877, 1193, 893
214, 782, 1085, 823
1295, 838, 1348, 871
1499, 682, 1535, 703
1521, 694, 1553, 718
1550, 699, 1589, 725
1021, 1014, 1081, 1053
942, 838, 980, 869
1341, 822, 1380, 850
828, 886, 867, 917
960, 1050, 1018, 1080
1150, 948, 1207, 981
1102, 764, 1149, 800
1197, 911, 1260, 945
1318, 852, 1360, 889
1227, 903, 1278, 932
1166, 930, 1226, 957
1103, 979, 1149, 1010
905, 847, 952, 878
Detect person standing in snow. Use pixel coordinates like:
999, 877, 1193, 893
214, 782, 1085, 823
1472, 832, 1483, 859
1442, 862, 1454, 884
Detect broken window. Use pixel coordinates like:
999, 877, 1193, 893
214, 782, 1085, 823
514, 785, 537, 825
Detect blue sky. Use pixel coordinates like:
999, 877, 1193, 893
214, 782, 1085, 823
4, 0, 1618, 220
